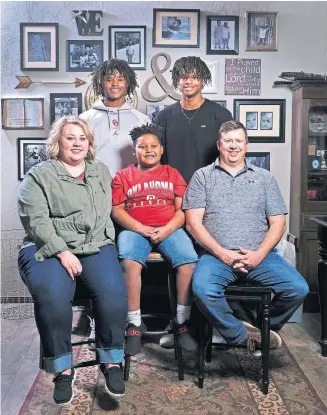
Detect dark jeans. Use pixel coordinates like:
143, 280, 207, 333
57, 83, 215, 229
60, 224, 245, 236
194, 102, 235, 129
18, 244, 127, 373
193, 251, 309, 344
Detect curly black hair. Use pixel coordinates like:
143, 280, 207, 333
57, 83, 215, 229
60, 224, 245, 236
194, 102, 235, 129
172, 56, 212, 89
90, 59, 138, 98
129, 123, 163, 147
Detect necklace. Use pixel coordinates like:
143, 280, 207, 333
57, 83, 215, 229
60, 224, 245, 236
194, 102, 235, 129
180, 99, 204, 124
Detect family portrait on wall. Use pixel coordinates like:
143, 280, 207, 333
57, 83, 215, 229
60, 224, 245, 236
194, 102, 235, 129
50, 93, 82, 124
67, 40, 103, 71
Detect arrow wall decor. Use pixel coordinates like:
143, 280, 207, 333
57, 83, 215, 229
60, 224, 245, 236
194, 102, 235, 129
15, 76, 86, 89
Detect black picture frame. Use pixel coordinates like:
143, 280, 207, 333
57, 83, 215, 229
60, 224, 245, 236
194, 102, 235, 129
17, 138, 47, 180
153, 9, 200, 48
49, 93, 83, 125
66, 40, 103, 72
109, 26, 146, 70
246, 152, 270, 171
206, 16, 239, 55
234, 99, 285, 143
212, 100, 227, 108
20, 23, 59, 71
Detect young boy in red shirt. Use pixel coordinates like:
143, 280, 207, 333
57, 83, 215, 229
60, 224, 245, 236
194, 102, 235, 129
111, 123, 198, 355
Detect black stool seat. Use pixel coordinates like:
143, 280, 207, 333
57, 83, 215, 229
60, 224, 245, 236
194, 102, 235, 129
197, 282, 273, 394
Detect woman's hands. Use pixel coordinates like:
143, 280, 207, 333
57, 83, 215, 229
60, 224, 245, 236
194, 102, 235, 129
56, 250, 82, 280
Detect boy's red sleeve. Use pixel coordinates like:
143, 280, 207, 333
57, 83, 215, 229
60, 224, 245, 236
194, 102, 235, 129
111, 172, 127, 205
172, 168, 187, 198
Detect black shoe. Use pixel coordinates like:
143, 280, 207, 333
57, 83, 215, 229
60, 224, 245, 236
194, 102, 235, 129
53, 369, 76, 405
101, 364, 125, 397
171, 319, 198, 352
125, 321, 146, 356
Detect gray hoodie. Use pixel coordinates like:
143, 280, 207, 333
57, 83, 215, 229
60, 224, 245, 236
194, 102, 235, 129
80, 100, 150, 177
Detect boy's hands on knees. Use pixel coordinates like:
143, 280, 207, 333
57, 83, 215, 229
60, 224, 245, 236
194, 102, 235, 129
56, 250, 82, 280
150, 226, 171, 244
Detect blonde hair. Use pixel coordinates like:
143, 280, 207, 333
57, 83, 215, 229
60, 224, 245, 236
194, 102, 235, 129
46, 116, 96, 160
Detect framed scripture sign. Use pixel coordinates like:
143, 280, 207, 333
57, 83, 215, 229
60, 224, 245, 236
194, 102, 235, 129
20, 23, 59, 71
234, 99, 285, 143
2, 98, 44, 130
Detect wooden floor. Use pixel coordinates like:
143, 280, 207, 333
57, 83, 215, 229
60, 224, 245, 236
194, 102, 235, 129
1, 313, 327, 414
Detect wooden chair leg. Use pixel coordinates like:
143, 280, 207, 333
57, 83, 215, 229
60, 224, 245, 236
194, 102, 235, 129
206, 324, 213, 363
261, 303, 270, 394
39, 340, 44, 370
197, 315, 205, 388
174, 332, 184, 380
124, 355, 131, 381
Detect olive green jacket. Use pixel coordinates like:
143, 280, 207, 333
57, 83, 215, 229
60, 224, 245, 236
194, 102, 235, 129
18, 159, 115, 261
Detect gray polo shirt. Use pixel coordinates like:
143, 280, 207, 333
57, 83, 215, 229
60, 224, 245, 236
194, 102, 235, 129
183, 158, 288, 251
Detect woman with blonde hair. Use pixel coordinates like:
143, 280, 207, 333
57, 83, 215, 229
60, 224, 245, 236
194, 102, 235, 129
18, 116, 127, 404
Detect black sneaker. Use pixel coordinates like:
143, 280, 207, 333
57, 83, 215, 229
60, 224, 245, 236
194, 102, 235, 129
101, 364, 125, 397
125, 321, 146, 356
171, 319, 198, 352
53, 369, 76, 405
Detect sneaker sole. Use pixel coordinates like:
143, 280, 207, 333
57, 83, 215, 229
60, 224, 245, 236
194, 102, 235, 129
243, 321, 282, 349
104, 382, 125, 398
54, 370, 77, 405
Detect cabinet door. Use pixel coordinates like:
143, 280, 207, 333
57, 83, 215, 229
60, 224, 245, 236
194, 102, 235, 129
299, 231, 320, 312
306, 99, 327, 210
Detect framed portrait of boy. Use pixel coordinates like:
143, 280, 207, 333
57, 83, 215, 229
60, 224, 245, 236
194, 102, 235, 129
20, 23, 59, 71
234, 99, 285, 143
206, 16, 239, 55
153, 9, 200, 47
17, 138, 47, 180
109, 26, 146, 70
246, 12, 278, 51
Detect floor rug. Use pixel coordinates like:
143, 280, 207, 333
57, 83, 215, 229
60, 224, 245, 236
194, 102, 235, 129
19, 315, 327, 415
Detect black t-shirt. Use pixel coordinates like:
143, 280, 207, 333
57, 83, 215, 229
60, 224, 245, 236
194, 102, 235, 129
154, 99, 233, 183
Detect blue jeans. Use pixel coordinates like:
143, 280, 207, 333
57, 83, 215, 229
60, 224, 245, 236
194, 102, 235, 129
193, 251, 309, 344
117, 228, 198, 267
18, 244, 127, 373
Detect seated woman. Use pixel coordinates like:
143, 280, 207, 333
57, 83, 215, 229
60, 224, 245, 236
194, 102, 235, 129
17, 116, 127, 405
111, 123, 198, 356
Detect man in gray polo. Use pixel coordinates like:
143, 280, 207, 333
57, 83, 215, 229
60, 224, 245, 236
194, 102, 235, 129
183, 120, 309, 350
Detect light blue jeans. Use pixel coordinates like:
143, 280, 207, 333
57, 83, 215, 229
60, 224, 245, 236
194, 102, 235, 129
192, 251, 309, 344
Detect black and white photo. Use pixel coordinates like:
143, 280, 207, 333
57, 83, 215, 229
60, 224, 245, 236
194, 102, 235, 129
246, 111, 258, 130
212, 101, 227, 108
246, 12, 278, 51
207, 16, 239, 55
20, 23, 59, 70
146, 105, 169, 122
153, 9, 200, 47
67, 40, 103, 72
260, 112, 273, 130
109, 26, 146, 70
246, 152, 270, 171
18, 138, 47, 180
50, 94, 82, 124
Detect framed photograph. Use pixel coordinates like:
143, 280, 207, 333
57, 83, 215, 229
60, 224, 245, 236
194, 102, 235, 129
153, 9, 200, 48
50, 94, 83, 125
234, 99, 285, 143
146, 105, 169, 122
2, 98, 44, 130
20, 23, 59, 71
17, 138, 47, 180
67, 40, 103, 72
206, 16, 239, 55
202, 61, 217, 94
212, 101, 227, 108
109, 26, 146, 70
246, 12, 278, 51
246, 152, 270, 171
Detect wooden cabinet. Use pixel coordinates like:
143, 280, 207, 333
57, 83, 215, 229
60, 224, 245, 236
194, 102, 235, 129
289, 81, 327, 312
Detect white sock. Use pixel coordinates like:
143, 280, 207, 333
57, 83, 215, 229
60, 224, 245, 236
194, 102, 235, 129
127, 309, 141, 326
176, 304, 191, 324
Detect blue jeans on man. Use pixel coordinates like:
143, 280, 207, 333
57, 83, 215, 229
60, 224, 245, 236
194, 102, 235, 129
192, 250, 309, 344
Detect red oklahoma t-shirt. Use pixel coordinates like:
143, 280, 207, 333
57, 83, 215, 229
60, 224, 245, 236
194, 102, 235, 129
112, 164, 187, 226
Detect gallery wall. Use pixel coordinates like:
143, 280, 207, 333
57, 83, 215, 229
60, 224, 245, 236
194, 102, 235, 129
1, 1, 327, 284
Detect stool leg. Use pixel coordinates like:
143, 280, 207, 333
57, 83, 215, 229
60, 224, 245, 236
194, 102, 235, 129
206, 324, 213, 363
167, 267, 177, 317
39, 340, 45, 370
262, 303, 270, 394
124, 355, 131, 381
174, 332, 184, 380
197, 317, 205, 388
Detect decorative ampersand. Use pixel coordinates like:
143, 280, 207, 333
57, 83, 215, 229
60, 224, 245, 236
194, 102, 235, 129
141, 53, 181, 102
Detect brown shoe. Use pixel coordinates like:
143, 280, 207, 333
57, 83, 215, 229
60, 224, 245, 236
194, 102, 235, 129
242, 321, 282, 352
